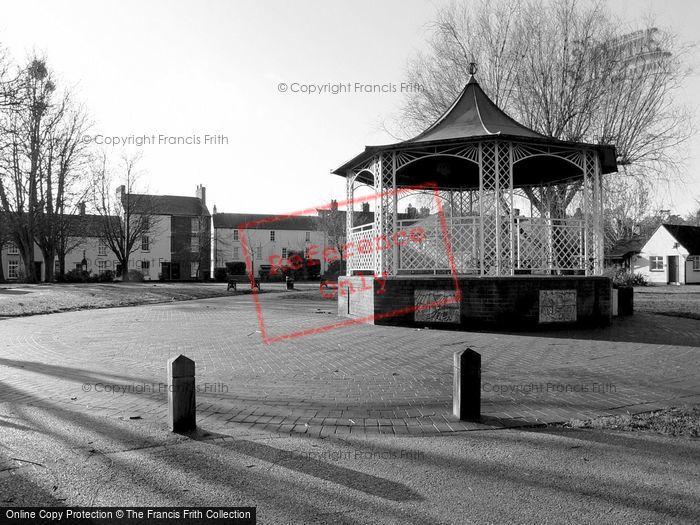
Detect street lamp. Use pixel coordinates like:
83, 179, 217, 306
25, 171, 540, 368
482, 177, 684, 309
81, 251, 88, 273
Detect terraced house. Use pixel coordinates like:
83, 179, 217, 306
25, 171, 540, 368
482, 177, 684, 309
0, 186, 210, 282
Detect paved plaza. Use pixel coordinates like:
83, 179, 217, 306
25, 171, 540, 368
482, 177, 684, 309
1, 290, 698, 436
1, 291, 699, 522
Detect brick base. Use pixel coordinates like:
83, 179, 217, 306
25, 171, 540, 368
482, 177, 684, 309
339, 275, 612, 330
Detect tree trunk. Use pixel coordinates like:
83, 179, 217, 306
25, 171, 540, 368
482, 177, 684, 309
42, 249, 55, 283
121, 257, 130, 281
0, 250, 5, 283
19, 239, 35, 283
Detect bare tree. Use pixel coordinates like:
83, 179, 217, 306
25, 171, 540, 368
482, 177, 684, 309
317, 199, 346, 277
603, 177, 651, 250
35, 94, 91, 282
193, 212, 212, 280
91, 153, 160, 281
0, 58, 57, 282
396, 0, 694, 217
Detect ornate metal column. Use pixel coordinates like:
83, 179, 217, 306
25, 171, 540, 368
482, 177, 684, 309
582, 149, 604, 276
345, 170, 355, 276
478, 141, 514, 276
373, 152, 397, 275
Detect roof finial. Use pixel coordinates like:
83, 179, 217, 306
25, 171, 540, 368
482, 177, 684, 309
469, 61, 478, 76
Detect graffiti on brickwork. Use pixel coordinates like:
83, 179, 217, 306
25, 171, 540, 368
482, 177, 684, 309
539, 290, 577, 323
414, 289, 460, 323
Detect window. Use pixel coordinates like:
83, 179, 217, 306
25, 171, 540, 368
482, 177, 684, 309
7, 242, 19, 255
256, 246, 262, 259
191, 217, 199, 233
191, 262, 198, 278
142, 217, 150, 231
233, 229, 239, 241
305, 231, 311, 242
691, 256, 700, 271
141, 235, 149, 251
650, 256, 664, 271
97, 260, 107, 274
304, 247, 310, 260
191, 236, 199, 253
270, 230, 275, 242
54, 260, 60, 274
233, 247, 239, 259
282, 248, 287, 259
8, 260, 18, 279
141, 260, 150, 276
98, 242, 107, 256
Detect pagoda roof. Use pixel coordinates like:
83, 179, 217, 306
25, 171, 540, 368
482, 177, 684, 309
407, 76, 545, 143
333, 75, 617, 178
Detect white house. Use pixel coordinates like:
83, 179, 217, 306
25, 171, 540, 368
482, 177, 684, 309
212, 213, 329, 277
635, 224, 700, 285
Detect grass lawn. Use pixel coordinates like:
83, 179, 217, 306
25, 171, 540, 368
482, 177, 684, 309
0, 282, 246, 317
633, 285, 700, 320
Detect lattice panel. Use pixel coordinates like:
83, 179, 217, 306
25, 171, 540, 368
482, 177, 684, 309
592, 152, 604, 275
378, 152, 396, 274
345, 172, 355, 276
447, 217, 480, 272
396, 216, 453, 273
497, 143, 513, 274
348, 225, 377, 271
583, 150, 598, 275
516, 218, 585, 272
479, 142, 498, 276
516, 218, 548, 270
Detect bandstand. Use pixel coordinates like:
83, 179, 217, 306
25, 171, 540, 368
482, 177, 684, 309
333, 70, 617, 329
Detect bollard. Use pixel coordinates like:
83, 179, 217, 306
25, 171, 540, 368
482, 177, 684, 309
167, 355, 196, 432
453, 348, 481, 421
617, 286, 634, 316
286, 276, 294, 290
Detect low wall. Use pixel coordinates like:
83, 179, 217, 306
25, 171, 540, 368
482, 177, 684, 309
338, 275, 612, 330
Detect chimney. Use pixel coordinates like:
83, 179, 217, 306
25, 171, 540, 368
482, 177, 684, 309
406, 204, 417, 218
212, 204, 217, 214
361, 202, 370, 213
116, 185, 125, 201
419, 207, 430, 217
78, 202, 86, 215
196, 185, 206, 206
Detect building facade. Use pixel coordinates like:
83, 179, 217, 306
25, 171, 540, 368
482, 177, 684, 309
1, 185, 210, 282
212, 213, 328, 278
635, 224, 700, 285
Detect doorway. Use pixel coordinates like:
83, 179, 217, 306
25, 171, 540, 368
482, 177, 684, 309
667, 255, 679, 284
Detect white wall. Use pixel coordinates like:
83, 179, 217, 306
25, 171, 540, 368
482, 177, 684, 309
214, 227, 327, 276
129, 214, 171, 280
686, 257, 700, 284
636, 225, 690, 284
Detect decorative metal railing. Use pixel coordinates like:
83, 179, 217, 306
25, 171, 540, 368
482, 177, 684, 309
348, 215, 592, 275
348, 222, 376, 271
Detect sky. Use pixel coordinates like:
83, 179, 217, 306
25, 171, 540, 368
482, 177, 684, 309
1, 0, 698, 216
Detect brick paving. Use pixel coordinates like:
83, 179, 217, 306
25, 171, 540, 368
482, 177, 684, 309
0, 290, 698, 437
